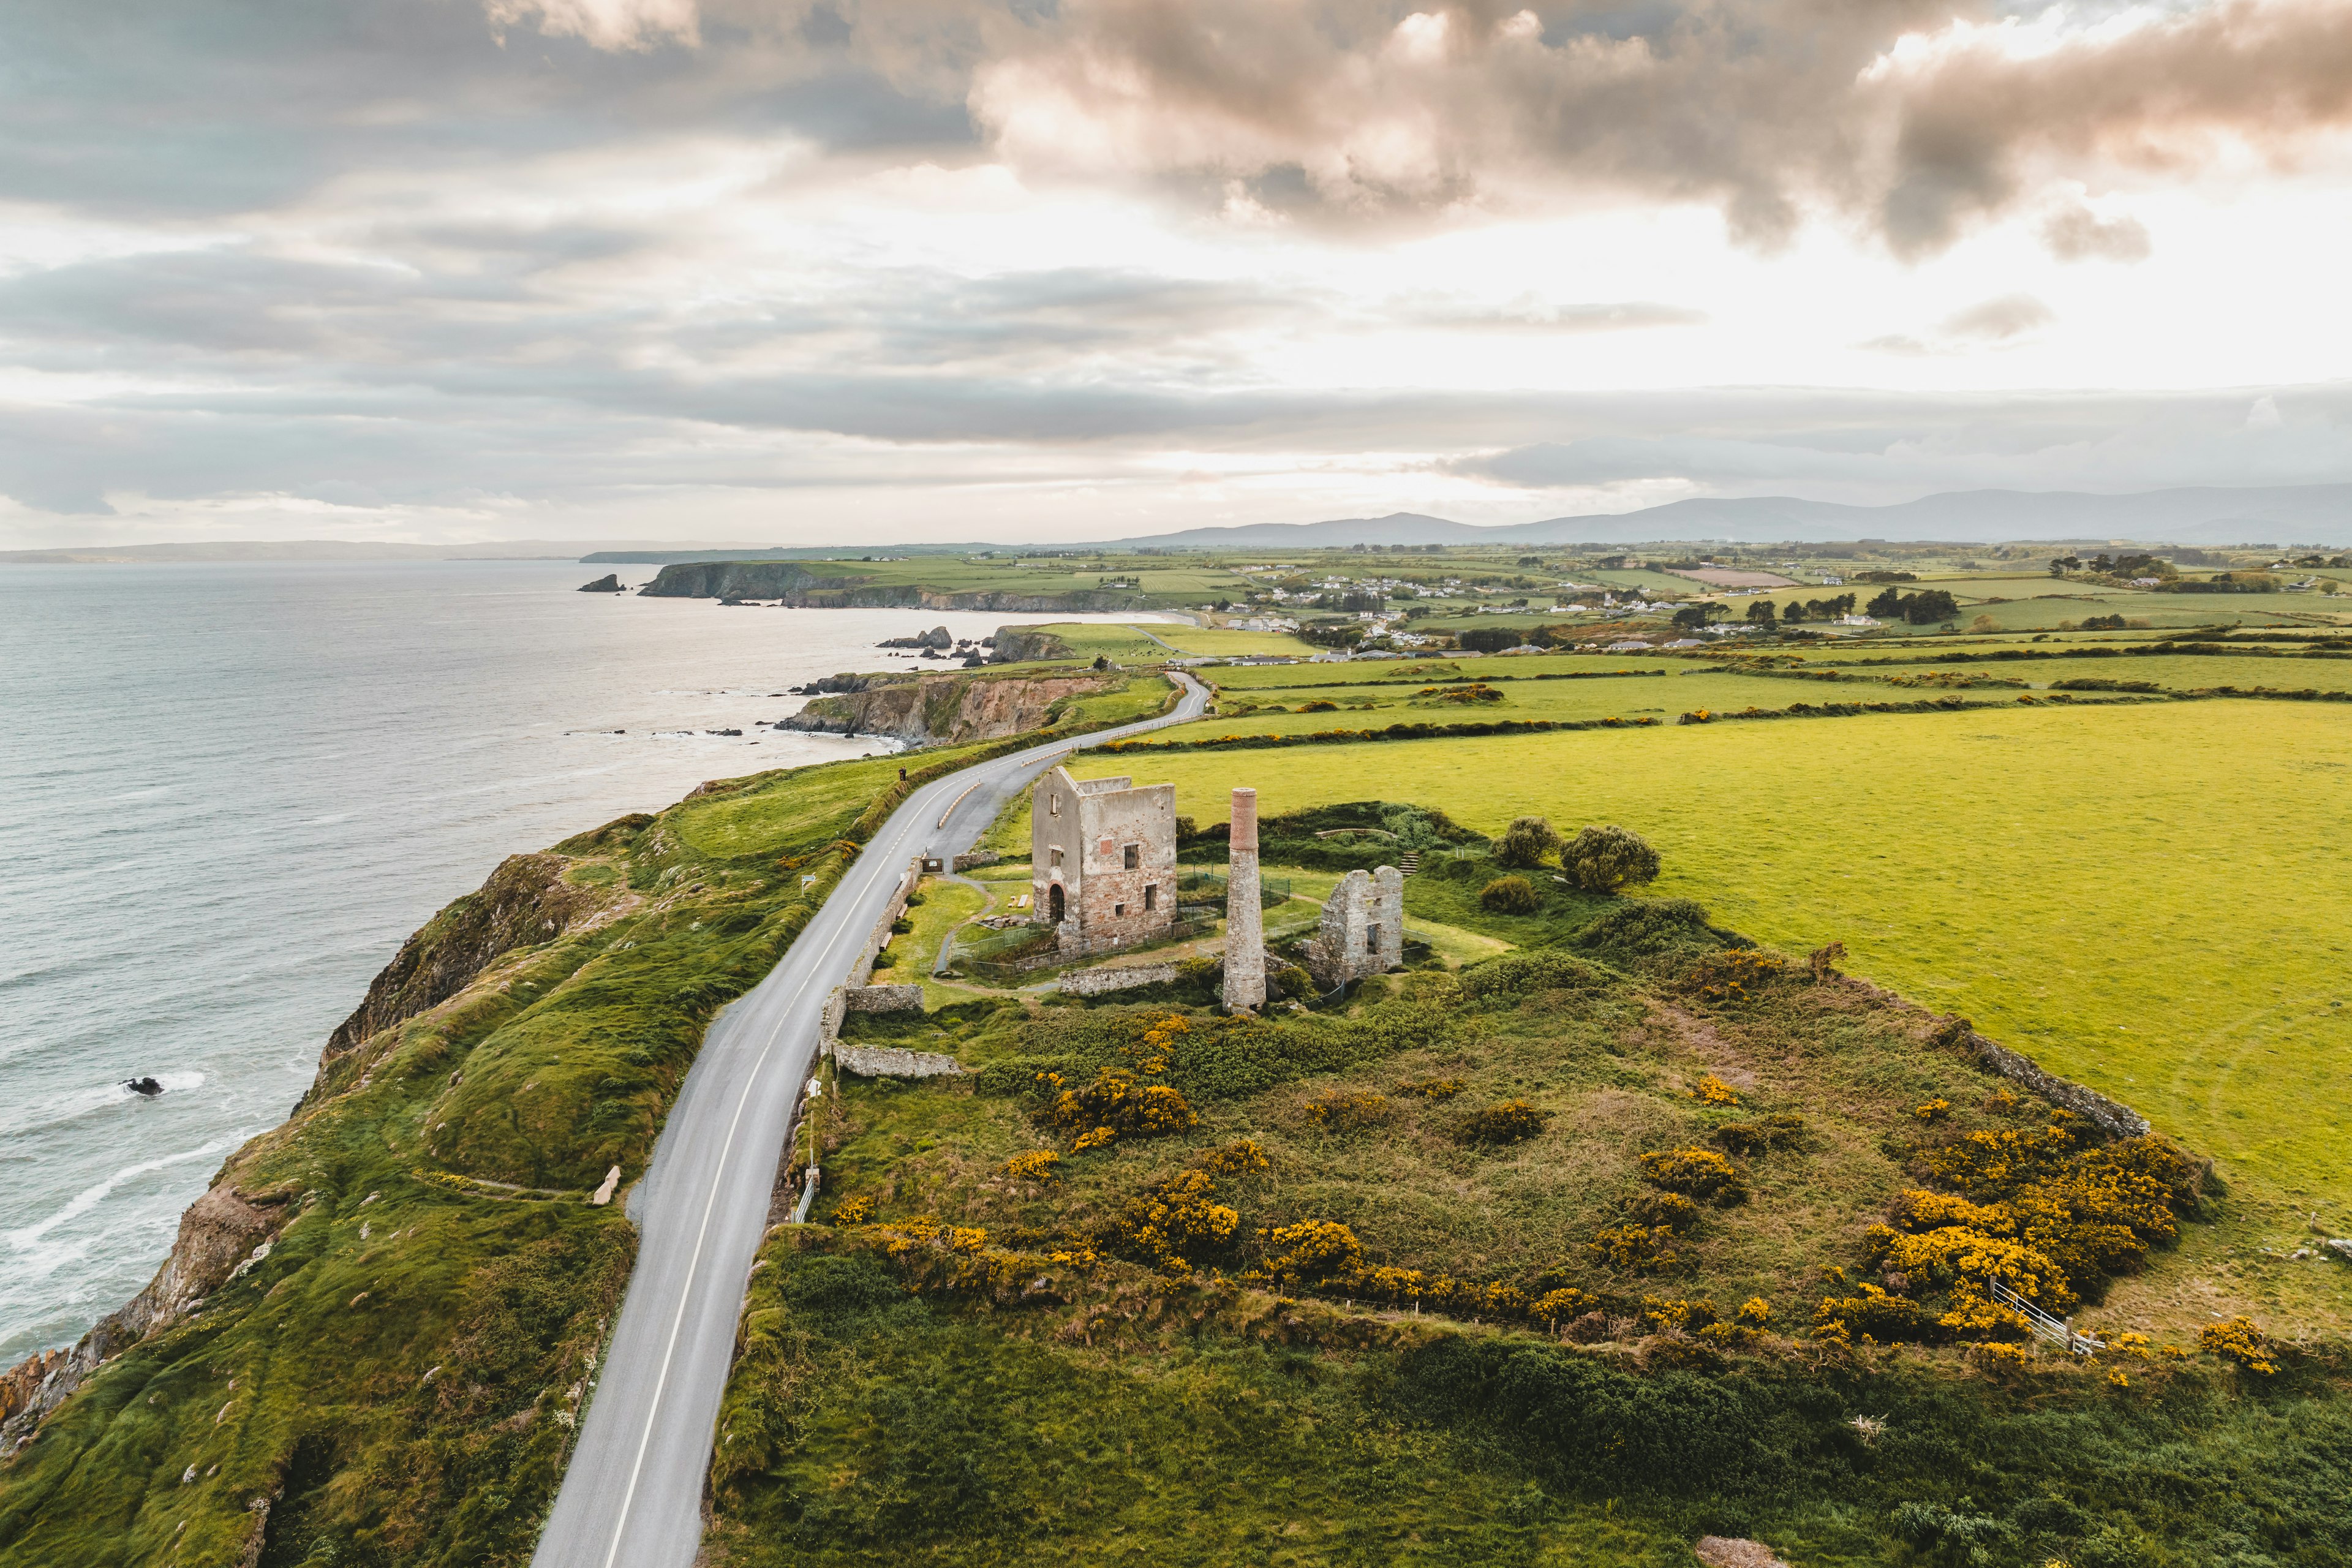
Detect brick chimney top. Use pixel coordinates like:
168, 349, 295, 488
1230, 786, 1257, 852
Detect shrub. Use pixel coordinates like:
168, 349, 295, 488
1561, 824, 1660, 892
1572, 898, 1736, 965
1689, 1074, 1741, 1107
1197, 1138, 1270, 1176
1682, 948, 1788, 1004
1102, 1170, 1238, 1275
2200, 1316, 2278, 1374
1479, 875, 1542, 914
1458, 948, 1613, 1000
1494, 815, 1564, 869
1589, 1223, 1680, 1272
1038, 1068, 1197, 1144
1397, 1076, 1466, 1099
1001, 1150, 1061, 1183
1639, 1147, 1747, 1204
1812, 1284, 1945, 1345
1914, 1098, 1951, 1122
1626, 1191, 1702, 1231
829, 1193, 876, 1226
1263, 1218, 1365, 1283
1712, 1113, 1805, 1156
1303, 1090, 1390, 1131
1295, 699, 1339, 712
1458, 1100, 1551, 1145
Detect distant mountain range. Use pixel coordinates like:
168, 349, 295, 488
1095, 484, 2352, 550
8, 485, 2346, 564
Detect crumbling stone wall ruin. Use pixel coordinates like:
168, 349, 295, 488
1302, 866, 1403, 990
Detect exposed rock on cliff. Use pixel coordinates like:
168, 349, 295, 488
1, 1182, 290, 1454
321, 848, 622, 1060
989, 625, 1076, 663
779, 671, 1114, 744
578, 574, 624, 593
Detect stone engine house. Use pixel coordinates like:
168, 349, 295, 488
1301, 866, 1404, 990
1031, 766, 1177, 955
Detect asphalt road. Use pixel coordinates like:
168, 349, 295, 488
533, 671, 1208, 1568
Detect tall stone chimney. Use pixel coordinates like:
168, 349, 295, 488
1221, 786, 1266, 1012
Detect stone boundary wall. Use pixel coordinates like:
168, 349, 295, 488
1060, 962, 1178, 997
835, 1045, 966, 1079
1966, 1032, 2151, 1139
1838, 976, 2152, 1139
952, 850, 1000, 872
848, 856, 924, 988
845, 984, 924, 1012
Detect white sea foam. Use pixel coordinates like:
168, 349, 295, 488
0, 1072, 208, 1139
5, 1139, 229, 1268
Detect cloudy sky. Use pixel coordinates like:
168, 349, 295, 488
5, 0, 2351, 546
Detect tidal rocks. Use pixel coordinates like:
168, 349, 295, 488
124, 1076, 164, 1097
577, 574, 625, 593
880, 625, 953, 650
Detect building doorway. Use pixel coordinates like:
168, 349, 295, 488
1048, 883, 1065, 923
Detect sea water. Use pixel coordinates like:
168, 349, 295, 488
0, 559, 1151, 1365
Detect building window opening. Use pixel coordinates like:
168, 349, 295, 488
1050, 846, 1063, 869
1049, 793, 1061, 816
1114, 903, 1126, 917
1143, 883, 1157, 911
1365, 925, 1379, 952
1123, 843, 1140, 870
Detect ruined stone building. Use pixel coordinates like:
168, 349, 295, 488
1031, 766, 1176, 955
1301, 867, 1404, 991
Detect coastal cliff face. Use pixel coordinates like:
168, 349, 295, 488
321, 845, 631, 1060
0, 752, 925, 1567
639, 562, 919, 603
987, 625, 1074, 663
780, 670, 1112, 744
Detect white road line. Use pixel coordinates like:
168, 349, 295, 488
564, 675, 1204, 1567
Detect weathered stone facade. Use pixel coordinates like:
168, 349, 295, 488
1221, 786, 1267, 1012
1031, 765, 1177, 956
1060, 961, 1178, 997
1302, 866, 1404, 990
843, 984, 925, 1012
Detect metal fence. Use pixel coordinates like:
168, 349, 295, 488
1988, 1277, 2103, 1354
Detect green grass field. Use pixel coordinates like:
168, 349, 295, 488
997, 621, 1320, 664
1070, 700, 2352, 1246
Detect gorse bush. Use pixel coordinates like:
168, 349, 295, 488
1682, 948, 1789, 1004
1303, 1090, 1390, 1131
1458, 1100, 1551, 1145
1640, 1147, 1748, 1204
1561, 824, 1660, 893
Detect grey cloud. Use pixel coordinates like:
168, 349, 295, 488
1401, 298, 1708, 333
967, 0, 2352, 255
2041, 204, 2154, 263
1455, 385, 2352, 500
1940, 294, 2056, 342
